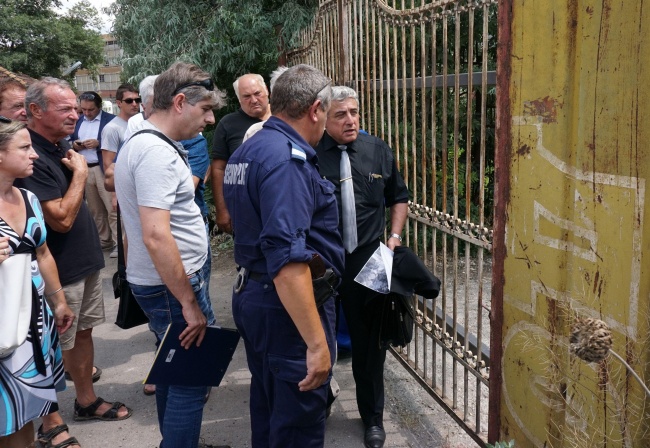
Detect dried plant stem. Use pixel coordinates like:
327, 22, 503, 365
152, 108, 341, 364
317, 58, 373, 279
608, 349, 650, 399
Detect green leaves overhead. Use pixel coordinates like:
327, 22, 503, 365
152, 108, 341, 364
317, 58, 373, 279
111, 0, 317, 93
0, 0, 104, 80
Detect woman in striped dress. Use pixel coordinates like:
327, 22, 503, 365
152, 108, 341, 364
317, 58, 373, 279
0, 117, 76, 447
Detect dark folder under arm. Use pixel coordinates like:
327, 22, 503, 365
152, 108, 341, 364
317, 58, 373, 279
144, 323, 241, 387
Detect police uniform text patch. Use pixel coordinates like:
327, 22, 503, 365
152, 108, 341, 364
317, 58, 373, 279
224, 163, 249, 185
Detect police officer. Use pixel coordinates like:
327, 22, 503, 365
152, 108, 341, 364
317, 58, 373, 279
223, 64, 344, 448
315, 86, 409, 448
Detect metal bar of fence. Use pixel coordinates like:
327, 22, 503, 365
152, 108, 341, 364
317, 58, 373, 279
451, 3, 461, 413
287, 1, 498, 444
476, 3, 489, 434
464, 5, 475, 424
418, 0, 428, 381
440, 8, 449, 401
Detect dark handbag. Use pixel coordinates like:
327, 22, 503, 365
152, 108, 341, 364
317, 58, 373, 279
114, 206, 148, 329
378, 293, 415, 349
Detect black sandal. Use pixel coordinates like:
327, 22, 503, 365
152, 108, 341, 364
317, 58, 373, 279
64, 366, 102, 383
36, 424, 80, 448
73, 397, 133, 421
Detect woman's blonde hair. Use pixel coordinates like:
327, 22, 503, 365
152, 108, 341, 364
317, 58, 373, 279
0, 117, 27, 151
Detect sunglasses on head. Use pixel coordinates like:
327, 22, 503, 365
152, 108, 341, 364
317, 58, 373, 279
0, 116, 11, 124
312, 79, 332, 103
121, 97, 142, 104
79, 93, 96, 101
172, 78, 214, 96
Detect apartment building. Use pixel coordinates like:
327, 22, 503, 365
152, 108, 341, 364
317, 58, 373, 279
74, 34, 123, 107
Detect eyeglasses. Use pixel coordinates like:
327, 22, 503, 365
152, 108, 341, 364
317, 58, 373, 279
121, 97, 142, 104
172, 78, 214, 96
0, 116, 11, 124
79, 93, 96, 101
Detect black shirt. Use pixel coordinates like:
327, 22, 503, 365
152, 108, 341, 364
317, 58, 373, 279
14, 129, 104, 285
315, 132, 409, 251
211, 108, 262, 161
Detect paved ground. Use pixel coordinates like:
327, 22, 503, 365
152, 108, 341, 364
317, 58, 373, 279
52, 249, 479, 448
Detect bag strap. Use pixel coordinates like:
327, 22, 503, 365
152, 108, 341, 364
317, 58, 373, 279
116, 205, 126, 275
30, 282, 46, 375
131, 129, 189, 167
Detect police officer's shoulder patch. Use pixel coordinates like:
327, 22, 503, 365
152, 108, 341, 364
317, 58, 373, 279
290, 144, 306, 164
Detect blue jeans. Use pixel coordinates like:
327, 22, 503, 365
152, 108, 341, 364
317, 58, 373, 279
130, 271, 215, 448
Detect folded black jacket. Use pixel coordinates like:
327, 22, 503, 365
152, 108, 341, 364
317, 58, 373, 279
390, 245, 441, 299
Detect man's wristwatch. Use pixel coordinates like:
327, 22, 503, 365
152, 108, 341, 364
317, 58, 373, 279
389, 233, 402, 242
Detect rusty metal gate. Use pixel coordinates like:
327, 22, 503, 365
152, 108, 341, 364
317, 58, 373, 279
285, 0, 498, 444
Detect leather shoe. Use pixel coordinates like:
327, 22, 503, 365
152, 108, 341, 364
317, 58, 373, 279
364, 425, 386, 448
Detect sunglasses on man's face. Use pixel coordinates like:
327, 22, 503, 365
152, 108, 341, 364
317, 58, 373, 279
172, 78, 214, 96
121, 97, 142, 104
0, 116, 11, 124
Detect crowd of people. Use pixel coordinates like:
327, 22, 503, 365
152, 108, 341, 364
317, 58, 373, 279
0, 60, 408, 448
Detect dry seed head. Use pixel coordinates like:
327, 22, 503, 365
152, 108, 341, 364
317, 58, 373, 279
569, 318, 612, 363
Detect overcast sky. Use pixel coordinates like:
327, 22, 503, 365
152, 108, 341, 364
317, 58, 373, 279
59, 0, 116, 34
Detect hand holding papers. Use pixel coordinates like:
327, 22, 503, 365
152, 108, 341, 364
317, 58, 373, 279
353, 242, 394, 293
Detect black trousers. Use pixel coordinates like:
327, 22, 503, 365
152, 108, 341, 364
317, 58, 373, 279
340, 240, 386, 428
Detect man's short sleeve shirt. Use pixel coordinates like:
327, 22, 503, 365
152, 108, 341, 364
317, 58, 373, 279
14, 129, 105, 285
101, 116, 128, 153
223, 117, 344, 279
114, 121, 207, 286
182, 135, 210, 218
211, 109, 262, 162
315, 132, 409, 249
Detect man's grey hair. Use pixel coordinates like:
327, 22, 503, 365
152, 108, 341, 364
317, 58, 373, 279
233, 74, 266, 101
25, 77, 71, 119
139, 75, 158, 107
269, 66, 289, 93
331, 86, 358, 104
152, 62, 226, 112
270, 64, 331, 119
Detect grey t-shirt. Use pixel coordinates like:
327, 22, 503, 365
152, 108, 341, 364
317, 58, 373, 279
114, 120, 207, 286
101, 116, 128, 153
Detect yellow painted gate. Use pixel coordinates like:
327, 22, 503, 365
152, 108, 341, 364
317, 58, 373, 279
495, 0, 650, 446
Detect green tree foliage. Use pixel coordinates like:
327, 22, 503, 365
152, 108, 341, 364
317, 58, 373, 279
0, 0, 104, 80
110, 0, 317, 111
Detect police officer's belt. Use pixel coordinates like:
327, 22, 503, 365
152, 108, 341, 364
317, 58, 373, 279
234, 261, 339, 308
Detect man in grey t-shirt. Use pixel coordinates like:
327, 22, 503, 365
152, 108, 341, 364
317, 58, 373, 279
100, 83, 140, 257
114, 62, 226, 448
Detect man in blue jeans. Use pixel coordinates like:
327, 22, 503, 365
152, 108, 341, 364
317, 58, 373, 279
114, 62, 227, 448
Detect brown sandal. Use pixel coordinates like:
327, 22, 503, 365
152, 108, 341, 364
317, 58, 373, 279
73, 397, 132, 421
36, 424, 80, 448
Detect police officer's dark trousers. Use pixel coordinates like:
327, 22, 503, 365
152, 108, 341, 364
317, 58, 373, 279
340, 240, 386, 428
232, 276, 337, 448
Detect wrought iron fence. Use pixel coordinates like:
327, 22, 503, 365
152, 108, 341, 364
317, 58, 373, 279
287, 0, 498, 444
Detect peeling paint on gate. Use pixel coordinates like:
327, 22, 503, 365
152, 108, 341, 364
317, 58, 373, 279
497, 0, 650, 446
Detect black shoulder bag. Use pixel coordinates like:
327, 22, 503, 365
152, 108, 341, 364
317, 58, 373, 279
113, 205, 149, 329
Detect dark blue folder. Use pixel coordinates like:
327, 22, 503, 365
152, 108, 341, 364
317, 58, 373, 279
144, 323, 241, 387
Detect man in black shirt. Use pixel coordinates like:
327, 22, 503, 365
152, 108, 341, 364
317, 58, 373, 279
315, 86, 409, 448
210, 73, 271, 234
16, 78, 131, 426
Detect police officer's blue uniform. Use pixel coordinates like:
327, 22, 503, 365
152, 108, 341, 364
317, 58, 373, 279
223, 116, 344, 448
